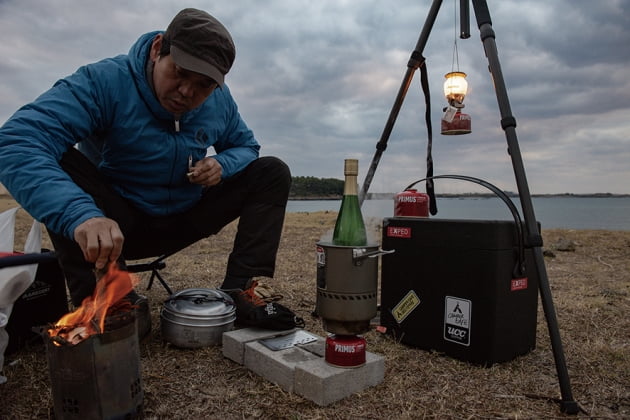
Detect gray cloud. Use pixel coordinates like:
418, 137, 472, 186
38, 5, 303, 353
1, 0, 628, 194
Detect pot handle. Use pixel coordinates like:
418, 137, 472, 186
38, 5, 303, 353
353, 248, 395, 261
165, 292, 235, 307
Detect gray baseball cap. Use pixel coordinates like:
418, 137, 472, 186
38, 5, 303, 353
164, 8, 235, 86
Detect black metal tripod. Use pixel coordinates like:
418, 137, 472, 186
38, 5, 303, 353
360, 0, 580, 414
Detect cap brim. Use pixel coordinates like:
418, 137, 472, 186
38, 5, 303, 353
171, 45, 224, 86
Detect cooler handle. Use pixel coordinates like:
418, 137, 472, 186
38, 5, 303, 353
404, 174, 526, 279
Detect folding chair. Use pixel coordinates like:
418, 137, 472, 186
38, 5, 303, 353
126, 253, 174, 296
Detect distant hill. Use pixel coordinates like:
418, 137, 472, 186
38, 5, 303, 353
289, 176, 343, 199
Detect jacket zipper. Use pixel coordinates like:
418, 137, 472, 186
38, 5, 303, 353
170, 118, 181, 213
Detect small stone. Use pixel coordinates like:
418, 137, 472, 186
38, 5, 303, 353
553, 238, 576, 252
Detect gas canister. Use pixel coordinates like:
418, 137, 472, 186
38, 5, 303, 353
394, 189, 429, 217
325, 334, 366, 368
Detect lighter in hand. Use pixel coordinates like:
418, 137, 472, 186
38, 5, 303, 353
187, 155, 194, 178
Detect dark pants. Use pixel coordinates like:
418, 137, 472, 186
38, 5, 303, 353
49, 148, 291, 306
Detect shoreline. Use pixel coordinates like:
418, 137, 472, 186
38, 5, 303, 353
290, 193, 630, 200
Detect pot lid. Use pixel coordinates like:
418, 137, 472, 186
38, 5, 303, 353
163, 288, 235, 317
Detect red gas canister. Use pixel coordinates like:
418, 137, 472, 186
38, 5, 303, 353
394, 189, 429, 217
325, 334, 366, 368
441, 110, 472, 135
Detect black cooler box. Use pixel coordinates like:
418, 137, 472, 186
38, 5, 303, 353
380, 217, 539, 366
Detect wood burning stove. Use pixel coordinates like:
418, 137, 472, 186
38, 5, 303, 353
44, 310, 143, 419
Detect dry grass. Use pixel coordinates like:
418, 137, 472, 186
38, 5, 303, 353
1, 196, 629, 419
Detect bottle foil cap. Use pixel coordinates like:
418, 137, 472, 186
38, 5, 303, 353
344, 159, 359, 176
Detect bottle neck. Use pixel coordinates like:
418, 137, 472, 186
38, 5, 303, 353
344, 175, 358, 196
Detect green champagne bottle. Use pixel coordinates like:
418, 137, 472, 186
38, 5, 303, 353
332, 159, 368, 246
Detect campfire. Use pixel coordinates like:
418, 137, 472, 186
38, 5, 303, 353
48, 263, 139, 345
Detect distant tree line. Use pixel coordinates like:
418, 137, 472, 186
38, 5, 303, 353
287, 177, 630, 199
289, 176, 343, 198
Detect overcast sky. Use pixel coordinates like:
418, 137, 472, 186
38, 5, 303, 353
1, 0, 628, 194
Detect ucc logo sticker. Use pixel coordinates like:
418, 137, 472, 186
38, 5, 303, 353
444, 296, 471, 346
447, 326, 467, 339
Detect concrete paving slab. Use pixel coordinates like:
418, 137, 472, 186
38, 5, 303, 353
244, 340, 321, 392
222, 327, 297, 364
294, 352, 385, 406
222, 328, 385, 406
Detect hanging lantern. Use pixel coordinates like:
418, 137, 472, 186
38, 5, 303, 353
443, 71, 468, 105
441, 71, 471, 135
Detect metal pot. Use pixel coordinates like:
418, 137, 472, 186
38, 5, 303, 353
160, 288, 236, 348
316, 242, 384, 335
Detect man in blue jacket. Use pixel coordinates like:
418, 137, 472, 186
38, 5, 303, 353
0, 9, 296, 334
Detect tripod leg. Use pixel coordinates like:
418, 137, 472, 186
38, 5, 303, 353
472, 0, 579, 414
359, 0, 444, 205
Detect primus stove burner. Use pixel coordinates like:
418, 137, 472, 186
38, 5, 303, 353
316, 242, 392, 367
44, 310, 143, 419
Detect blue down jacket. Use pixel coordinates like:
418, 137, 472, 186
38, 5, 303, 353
0, 31, 260, 240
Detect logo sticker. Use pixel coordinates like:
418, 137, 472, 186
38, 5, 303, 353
316, 246, 327, 289
444, 296, 471, 346
511, 277, 528, 291
391, 290, 421, 323
316, 246, 326, 267
387, 226, 412, 238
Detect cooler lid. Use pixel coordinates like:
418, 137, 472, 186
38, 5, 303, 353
383, 217, 522, 250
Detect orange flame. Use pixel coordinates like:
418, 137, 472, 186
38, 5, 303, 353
48, 263, 140, 344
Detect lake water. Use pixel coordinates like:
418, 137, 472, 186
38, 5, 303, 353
287, 196, 630, 231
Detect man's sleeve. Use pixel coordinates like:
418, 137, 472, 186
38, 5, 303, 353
0, 65, 108, 239
210, 86, 261, 178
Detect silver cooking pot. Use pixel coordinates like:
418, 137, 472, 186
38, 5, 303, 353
160, 288, 236, 348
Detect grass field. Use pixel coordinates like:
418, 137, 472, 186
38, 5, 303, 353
1, 196, 629, 419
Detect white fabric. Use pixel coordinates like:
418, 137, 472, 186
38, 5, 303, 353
0, 207, 19, 252
0, 208, 41, 383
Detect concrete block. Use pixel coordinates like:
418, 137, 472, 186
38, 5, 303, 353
222, 327, 385, 406
296, 338, 326, 357
243, 340, 321, 392
222, 327, 296, 364
294, 352, 385, 406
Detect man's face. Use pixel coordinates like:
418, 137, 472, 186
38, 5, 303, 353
150, 35, 218, 116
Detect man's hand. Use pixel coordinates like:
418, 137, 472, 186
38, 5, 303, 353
73, 217, 124, 270
187, 157, 222, 186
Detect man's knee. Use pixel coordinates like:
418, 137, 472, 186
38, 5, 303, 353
258, 156, 290, 178
250, 156, 291, 190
